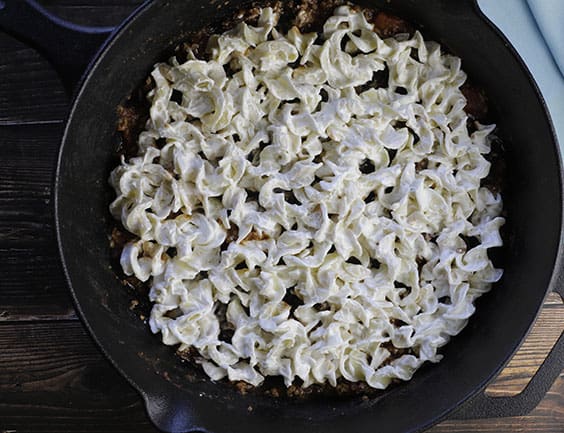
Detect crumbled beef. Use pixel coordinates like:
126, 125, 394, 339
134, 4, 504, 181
368, 11, 414, 37
461, 82, 489, 121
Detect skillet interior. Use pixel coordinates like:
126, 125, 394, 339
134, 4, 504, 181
55, 0, 562, 432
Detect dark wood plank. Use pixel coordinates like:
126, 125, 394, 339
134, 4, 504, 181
0, 321, 159, 432
0, 403, 159, 433
0, 124, 74, 320
0, 33, 67, 124
0, 315, 561, 432
0, 246, 74, 321
0, 321, 113, 394
0, 124, 60, 241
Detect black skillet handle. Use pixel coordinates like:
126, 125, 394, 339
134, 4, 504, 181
452, 283, 564, 419
0, 0, 114, 94
141, 387, 210, 433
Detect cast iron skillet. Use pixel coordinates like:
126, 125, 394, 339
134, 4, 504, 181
1, 1, 563, 432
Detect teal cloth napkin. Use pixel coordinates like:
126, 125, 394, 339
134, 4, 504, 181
527, 0, 564, 78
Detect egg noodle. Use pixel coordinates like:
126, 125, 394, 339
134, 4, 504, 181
110, 6, 504, 389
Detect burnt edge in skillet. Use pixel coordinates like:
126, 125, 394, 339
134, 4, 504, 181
107, 0, 506, 401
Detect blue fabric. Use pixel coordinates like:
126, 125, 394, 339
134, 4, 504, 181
478, 0, 564, 152
527, 0, 564, 78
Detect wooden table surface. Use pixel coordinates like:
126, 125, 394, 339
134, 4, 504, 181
0, 1, 563, 432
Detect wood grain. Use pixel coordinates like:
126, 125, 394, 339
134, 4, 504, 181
0, 317, 562, 432
0, 1, 562, 432
430, 382, 564, 432
0, 124, 59, 239
0, 33, 67, 124
486, 303, 564, 397
0, 246, 74, 321
0, 123, 75, 320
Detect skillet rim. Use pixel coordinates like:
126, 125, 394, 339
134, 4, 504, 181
54, 0, 563, 431
418, 0, 564, 428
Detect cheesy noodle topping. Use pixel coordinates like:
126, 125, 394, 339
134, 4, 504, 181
110, 6, 504, 389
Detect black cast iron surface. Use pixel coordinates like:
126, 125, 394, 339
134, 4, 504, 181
0, 1, 562, 432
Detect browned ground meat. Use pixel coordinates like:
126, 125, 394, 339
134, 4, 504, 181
369, 10, 414, 37
461, 82, 489, 121
115, 77, 153, 159
110, 0, 503, 399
